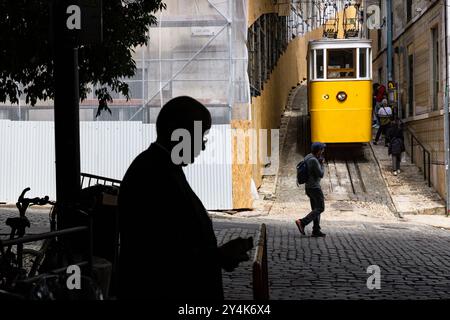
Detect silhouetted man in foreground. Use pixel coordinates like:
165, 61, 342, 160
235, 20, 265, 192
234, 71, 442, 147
118, 96, 252, 300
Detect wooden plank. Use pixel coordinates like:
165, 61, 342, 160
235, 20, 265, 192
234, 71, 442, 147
335, 161, 354, 195
326, 160, 339, 194
232, 120, 254, 210
253, 224, 269, 301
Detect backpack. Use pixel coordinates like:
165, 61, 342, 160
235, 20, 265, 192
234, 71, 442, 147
296, 160, 309, 186
379, 107, 392, 126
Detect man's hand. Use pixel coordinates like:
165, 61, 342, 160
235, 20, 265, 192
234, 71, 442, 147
219, 237, 253, 272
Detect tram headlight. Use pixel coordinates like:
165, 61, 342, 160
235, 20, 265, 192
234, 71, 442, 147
337, 91, 348, 102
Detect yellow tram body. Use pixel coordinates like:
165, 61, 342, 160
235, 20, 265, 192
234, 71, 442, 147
308, 39, 373, 144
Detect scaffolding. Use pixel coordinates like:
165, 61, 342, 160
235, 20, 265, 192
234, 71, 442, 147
125, 0, 250, 124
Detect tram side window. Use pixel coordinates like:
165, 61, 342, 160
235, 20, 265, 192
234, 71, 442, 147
359, 48, 368, 78
327, 48, 356, 79
316, 49, 324, 79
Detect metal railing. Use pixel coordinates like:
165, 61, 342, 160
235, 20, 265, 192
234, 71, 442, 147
0, 226, 93, 272
404, 127, 432, 187
0, 223, 94, 297
81, 173, 122, 189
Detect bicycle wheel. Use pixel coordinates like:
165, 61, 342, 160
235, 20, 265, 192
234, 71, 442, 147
22, 249, 44, 278
29, 274, 104, 300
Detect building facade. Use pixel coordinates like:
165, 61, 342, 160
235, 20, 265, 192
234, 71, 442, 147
370, 0, 447, 198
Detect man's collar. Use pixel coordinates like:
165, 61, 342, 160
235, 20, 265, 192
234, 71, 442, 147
152, 141, 171, 157
151, 142, 185, 169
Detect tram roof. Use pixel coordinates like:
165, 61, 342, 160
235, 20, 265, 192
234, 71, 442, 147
308, 38, 372, 50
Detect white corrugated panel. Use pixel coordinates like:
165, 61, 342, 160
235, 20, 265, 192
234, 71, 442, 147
0, 121, 233, 210
183, 125, 233, 210
80, 122, 146, 181
0, 121, 56, 202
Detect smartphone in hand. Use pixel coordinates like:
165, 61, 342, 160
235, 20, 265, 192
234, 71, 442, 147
243, 237, 254, 252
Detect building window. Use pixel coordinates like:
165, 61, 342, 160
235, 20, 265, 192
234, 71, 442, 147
377, 0, 382, 51
248, 13, 291, 97
376, 29, 381, 52
431, 26, 440, 111
406, 0, 412, 23
408, 53, 414, 117
378, 67, 383, 84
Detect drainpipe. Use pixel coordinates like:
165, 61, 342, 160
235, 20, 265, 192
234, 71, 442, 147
445, 0, 450, 216
363, 0, 368, 39
386, 0, 393, 82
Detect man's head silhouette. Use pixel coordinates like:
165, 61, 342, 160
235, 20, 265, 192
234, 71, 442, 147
156, 96, 212, 166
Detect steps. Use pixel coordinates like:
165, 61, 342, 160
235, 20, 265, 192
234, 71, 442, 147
370, 140, 446, 216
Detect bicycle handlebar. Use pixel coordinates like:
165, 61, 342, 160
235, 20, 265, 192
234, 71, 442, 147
17, 188, 56, 207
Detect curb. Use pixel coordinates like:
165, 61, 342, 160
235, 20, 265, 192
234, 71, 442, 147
367, 142, 402, 218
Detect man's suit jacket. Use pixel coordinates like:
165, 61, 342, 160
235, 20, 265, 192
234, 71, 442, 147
118, 143, 223, 300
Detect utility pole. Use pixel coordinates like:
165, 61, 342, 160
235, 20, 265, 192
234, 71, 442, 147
363, 0, 368, 39
53, 0, 81, 229
445, 0, 450, 216
386, 0, 393, 82
51, 0, 103, 228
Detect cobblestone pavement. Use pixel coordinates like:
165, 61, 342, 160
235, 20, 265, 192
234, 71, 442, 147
0, 207, 51, 236
1, 208, 450, 300
371, 138, 445, 216
215, 217, 450, 300
0, 207, 51, 251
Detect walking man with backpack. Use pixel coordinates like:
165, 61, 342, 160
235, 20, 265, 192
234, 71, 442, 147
295, 142, 327, 238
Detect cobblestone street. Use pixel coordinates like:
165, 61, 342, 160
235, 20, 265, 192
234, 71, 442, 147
1, 207, 450, 300
216, 218, 450, 300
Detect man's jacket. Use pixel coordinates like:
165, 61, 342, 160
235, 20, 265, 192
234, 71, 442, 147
304, 153, 324, 189
118, 143, 223, 300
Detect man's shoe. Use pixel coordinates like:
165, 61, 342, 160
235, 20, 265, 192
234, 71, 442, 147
373, 141, 378, 145
393, 171, 398, 176
311, 231, 326, 238
295, 220, 306, 235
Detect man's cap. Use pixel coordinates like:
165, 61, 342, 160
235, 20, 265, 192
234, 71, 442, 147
311, 142, 326, 153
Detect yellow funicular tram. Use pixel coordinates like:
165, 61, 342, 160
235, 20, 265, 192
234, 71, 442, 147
307, 38, 373, 144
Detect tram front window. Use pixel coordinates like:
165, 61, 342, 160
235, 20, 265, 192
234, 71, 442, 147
327, 48, 356, 79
